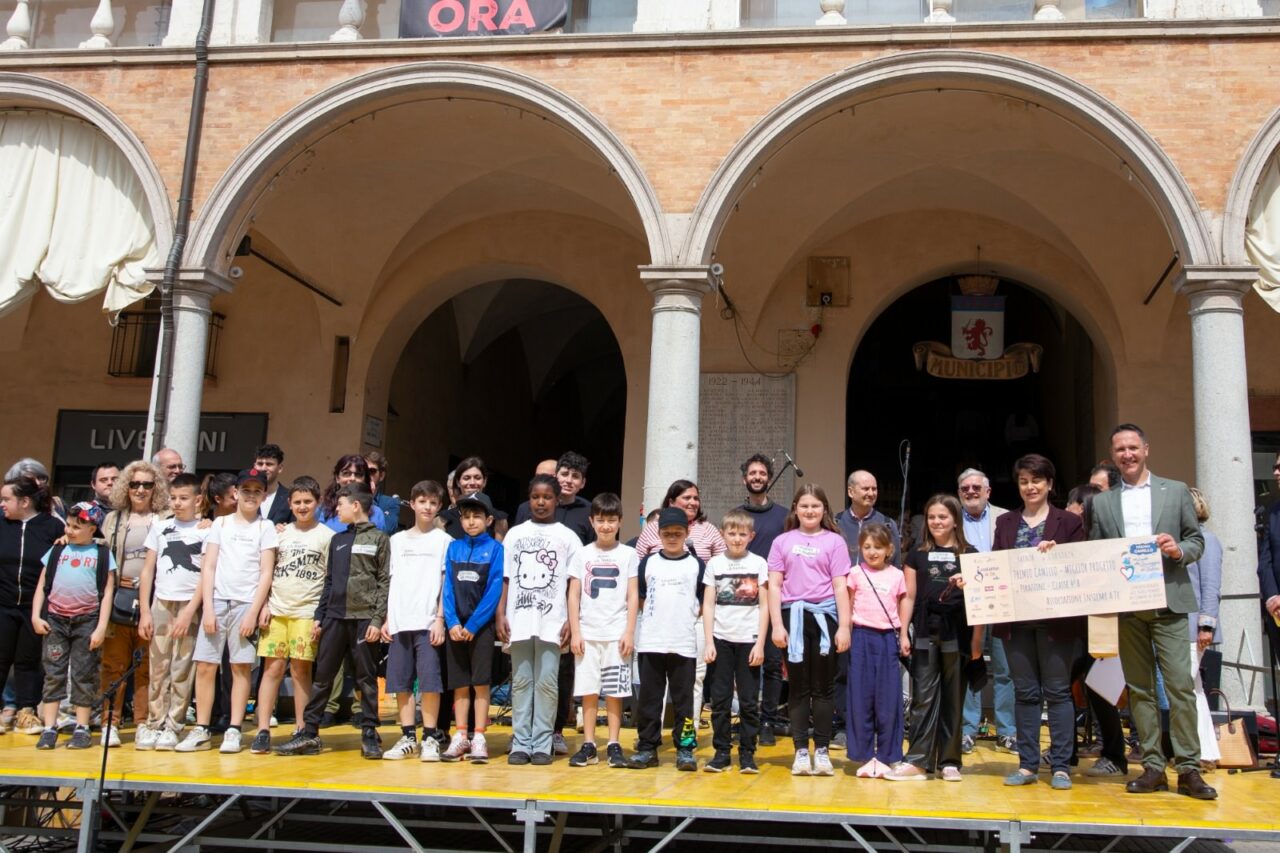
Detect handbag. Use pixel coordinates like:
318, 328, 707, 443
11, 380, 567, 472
111, 587, 140, 627
1209, 689, 1257, 769
855, 563, 911, 667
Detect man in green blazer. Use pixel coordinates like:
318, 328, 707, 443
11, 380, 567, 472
1089, 423, 1216, 800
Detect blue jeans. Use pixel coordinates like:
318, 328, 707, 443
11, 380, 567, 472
509, 638, 560, 756
962, 635, 1014, 737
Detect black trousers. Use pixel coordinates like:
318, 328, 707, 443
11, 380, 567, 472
1072, 654, 1128, 771
783, 608, 839, 750
304, 618, 379, 735
710, 638, 760, 753
1005, 623, 1076, 774
0, 604, 41, 709
904, 639, 963, 771
635, 652, 695, 752
760, 635, 785, 727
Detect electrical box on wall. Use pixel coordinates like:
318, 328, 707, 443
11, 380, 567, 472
806, 256, 849, 307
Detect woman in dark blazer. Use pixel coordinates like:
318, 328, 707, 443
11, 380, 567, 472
994, 454, 1085, 790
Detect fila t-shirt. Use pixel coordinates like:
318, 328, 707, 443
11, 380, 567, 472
145, 517, 211, 602
207, 515, 278, 603
707, 551, 769, 644
568, 542, 638, 643
270, 523, 334, 618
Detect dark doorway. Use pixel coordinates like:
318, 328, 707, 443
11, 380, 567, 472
385, 280, 626, 517
846, 277, 1095, 519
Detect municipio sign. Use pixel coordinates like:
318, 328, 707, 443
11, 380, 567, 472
399, 0, 568, 37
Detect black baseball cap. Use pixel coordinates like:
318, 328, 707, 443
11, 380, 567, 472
457, 492, 495, 516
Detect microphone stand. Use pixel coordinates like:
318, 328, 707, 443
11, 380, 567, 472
91, 648, 144, 845
897, 441, 912, 556
767, 457, 797, 494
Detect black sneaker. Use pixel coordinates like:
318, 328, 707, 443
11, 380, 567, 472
36, 728, 57, 750
627, 750, 658, 769
67, 727, 92, 750
676, 748, 697, 771
758, 725, 776, 747
250, 730, 272, 754
704, 750, 731, 773
530, 752, 552, 766
739, 751, 759, 774
508, 751, 531, 765
361, 728, 382, 760
275, 731, 322, 756
606, 743, 626, 768
569, 742, 598, 767
830, 729, 847, 751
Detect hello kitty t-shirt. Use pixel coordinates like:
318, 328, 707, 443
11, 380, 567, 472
503, 519, 581, 645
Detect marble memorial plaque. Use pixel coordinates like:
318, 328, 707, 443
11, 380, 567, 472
697, 373, 796, 525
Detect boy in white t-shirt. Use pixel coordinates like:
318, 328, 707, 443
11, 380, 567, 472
137, 474, 210, 751
249, 476, 333, 754
497, 474, 581, 765
177, 469, 277, 755
628, 507, 713, 771
380, 480, 452, 762
704, 509, 769, 774
566, 493, 638, 769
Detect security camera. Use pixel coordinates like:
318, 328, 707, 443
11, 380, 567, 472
228, 266, 244, 280
709, 263, 725, 278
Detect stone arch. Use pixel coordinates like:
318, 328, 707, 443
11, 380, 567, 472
1222, 105, 1280, 264
0, 71, 174, 253
188, 61, 672, 272
683, 50, 1215, 268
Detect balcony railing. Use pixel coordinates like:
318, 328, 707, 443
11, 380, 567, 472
0, 0, 1265, 52
108, 308, 223, 380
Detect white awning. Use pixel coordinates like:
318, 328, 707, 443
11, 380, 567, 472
0, 110, 160, 319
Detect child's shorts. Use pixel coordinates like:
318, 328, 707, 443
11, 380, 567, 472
257, 615, 318, 661
386, 629, 444, 694
574, 639, 632, 698
193, 599, 258, 665
41, 613, 101, 707
445, 623, 495, 688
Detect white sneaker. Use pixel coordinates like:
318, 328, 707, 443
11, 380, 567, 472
791, 748, 812, 776
155, 729, 179, 751
134, 726, 158, 751
382, 735, 418, 760
420, 737, 440, 762
442, 732, 470, 762
219, 728, 243, 754
175, 726, 211, 752
102, 725, 121, 748
469, 732, 489, 763
812, 747, 834, 776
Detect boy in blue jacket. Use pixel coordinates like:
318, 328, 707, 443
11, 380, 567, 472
441, 493, 503, 763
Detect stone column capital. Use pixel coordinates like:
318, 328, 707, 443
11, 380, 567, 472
639, 265, 715, 294
1175, 265, 1257, 314
144, 268, 235, 313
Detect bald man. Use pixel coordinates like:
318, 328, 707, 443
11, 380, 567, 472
152, 448, 185, 482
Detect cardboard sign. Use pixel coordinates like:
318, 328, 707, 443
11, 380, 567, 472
960, 537, 1167, 626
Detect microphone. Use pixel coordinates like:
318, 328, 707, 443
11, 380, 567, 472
782, 450, 804, 479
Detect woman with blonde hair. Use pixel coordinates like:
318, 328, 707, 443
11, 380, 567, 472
99, 460, 170, 747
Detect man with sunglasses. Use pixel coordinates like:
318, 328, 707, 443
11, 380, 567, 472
364, 452, 400, 536
956, 468, 1015, 756
1259, 451, 1280, 780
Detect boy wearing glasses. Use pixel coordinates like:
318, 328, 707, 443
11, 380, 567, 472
177, 469, 277, 754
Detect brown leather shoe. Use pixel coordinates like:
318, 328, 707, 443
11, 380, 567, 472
1125, 766, 1169, 793
1176, 769, 1218, 800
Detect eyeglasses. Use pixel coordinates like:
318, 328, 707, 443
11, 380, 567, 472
368, 467, 381, 475
128, 481, 156, 490
958, 485, 984, 494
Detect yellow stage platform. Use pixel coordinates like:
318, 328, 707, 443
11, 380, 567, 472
0, 722, 1277, 852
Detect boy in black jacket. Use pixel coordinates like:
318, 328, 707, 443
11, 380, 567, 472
276, 486, 389, 758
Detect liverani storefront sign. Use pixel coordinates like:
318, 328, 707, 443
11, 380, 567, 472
399, 0, 568, 37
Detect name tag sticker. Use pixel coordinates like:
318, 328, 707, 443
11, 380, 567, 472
928, 551, 956, 563
352, 544, 378, 556
458, 570, 480, 583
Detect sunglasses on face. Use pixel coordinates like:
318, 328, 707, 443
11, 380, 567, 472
959, 486, 984, 493
368, 467, 381, 475
129, 481, 156, 490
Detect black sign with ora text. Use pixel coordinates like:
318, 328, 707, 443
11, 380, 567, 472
399, 0, 568, 37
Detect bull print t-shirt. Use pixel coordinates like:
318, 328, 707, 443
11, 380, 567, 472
502, 520, 582, 645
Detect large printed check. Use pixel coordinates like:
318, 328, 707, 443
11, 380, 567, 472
959, 537, 1167, 626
